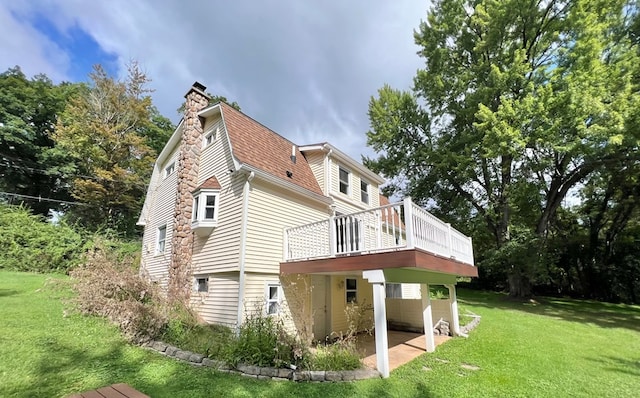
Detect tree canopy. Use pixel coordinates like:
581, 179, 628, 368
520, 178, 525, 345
366, 0, 640, 300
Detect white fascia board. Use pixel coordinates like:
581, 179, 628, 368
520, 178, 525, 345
322, 143, 386, 185
156, 119, 185, 167
238, 164, 333, 206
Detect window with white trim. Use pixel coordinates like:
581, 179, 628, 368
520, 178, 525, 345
266, 283, 280, 315
192, 191, 219, 222
195, 277, 209, 293
156, 225, 167, 254
339, 167, 350, 195
346, 278, 357, 303
360, 180, 369, 204
164, 162, 175, 179
203, 127, 219, 148
386, 283, 402, 299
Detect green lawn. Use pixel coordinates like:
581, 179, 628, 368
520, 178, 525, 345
1, 271, 639, 397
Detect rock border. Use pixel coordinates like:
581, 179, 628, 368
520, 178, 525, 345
142, 316, 479, 382
141, 340, 381, 382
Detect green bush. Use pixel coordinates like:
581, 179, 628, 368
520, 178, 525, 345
0, 204, 88, 273
224, 313, 306, 368
306, 343, 362, 371
161, 315, 233, 359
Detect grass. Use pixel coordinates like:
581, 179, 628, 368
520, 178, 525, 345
1, 271, 639, 397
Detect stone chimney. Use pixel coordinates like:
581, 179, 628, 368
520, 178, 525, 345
168, 82, 210, 304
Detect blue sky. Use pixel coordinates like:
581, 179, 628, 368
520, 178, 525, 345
0, 0, 428, 161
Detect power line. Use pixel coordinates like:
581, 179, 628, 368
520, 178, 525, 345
0, 191, 89, 206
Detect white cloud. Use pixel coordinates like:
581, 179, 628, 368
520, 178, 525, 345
0, 0, 429, 161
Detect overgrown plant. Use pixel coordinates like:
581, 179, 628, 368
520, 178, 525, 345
69, 239, 169, 342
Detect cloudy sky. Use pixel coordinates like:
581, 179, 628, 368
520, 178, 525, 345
0, 0, 429, 161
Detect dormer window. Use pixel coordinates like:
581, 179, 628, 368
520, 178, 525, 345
203, 127, 219, 148
164, 162, 175, 179
191, 176, 222, 236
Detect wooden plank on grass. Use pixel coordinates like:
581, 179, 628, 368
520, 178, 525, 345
96, 386, 128, 398
111, 383, 150, 398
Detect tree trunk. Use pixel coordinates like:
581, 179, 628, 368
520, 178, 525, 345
508, 270, 532, 298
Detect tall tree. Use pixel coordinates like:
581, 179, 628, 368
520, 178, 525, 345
366, 0, 640, 296
0, 67, 81, 215
54, 62, 172, 236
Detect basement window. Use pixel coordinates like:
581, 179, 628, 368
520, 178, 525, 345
195, 277, 209, 293
266, 283, 281, 315
386, 283, 402, 299
346, 278, 357, 303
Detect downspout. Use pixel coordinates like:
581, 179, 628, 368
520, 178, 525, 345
236, 170, 255, 329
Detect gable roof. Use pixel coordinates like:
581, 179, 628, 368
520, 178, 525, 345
193, 176, 221, 191
219, 102, 324, 196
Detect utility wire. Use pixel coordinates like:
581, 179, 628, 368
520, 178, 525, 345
0, 191, 89, 206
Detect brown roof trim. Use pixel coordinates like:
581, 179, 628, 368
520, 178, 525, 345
193, 176, 221, 191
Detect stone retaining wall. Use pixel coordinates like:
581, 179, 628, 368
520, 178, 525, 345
143, 315, 481, 382
142, 341, 381, 382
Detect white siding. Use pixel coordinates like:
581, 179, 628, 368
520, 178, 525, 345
192, 272, 239, 326
244, 180, 329, 274
386, 298, 453, 329
191, 116, 243, 274
329, 159, 380, 213
329, 275, 374, 335
140, 144, 180, 283
305, 151, 326, 195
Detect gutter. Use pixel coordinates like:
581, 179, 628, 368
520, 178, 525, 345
236, 170, 255, 328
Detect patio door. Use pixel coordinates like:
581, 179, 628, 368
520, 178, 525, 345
312, 275, 330, 341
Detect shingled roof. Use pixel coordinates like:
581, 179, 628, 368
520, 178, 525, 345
193, 176, 221, 192
219, 102, 324, 196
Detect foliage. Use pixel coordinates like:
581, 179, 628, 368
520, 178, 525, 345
54, 62, 173, 236
225, 312, 305, 368
306, 343, 361, 371
161, 314, 233, 359
0, 66, 82, 215
0, 204, 88, 272
69, 240, 169, 342
366, 0, 640, 298
3, 273, 640, 397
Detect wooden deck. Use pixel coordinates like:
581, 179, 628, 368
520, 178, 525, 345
69, 383, 149, 398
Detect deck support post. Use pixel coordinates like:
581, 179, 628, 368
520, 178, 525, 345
447, 284, 460, 336
421, 283, 436, 352
403, 197, 415, 249
363, 269, 390, 378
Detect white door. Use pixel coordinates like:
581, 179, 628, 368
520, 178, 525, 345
312, 275, 330, 341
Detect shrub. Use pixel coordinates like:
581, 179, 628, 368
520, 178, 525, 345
225, 312, 307, 368
161, 315, 233, 359
0, 204, 88, 273
306, 343, 361, 371
69, 240, 168, 342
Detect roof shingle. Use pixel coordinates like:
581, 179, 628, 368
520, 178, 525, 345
219, 102, 324, 196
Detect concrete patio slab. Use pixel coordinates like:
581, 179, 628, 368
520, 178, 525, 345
358, 331, 451, 371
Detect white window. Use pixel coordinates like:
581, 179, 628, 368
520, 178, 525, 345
360, 180, 369, 204
346, 278, 357, 303
156, 225, 167, 254
266, 283, 280, 315
339, 167, 350, 195
192, 191, 219, 222
195, 277, 209, 293
164, 162, 175, 179
203, 127, 219, 148
386, 283, 402, 299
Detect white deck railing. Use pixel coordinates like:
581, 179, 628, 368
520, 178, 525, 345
284, 198, 474, 266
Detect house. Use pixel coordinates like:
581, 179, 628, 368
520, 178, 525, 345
137, 82, 478, 377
